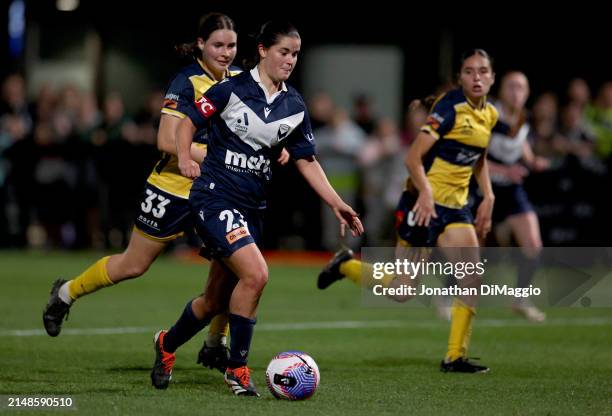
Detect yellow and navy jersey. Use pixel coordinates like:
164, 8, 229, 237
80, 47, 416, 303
410, 88, 509, 209
147, 60, 242, 198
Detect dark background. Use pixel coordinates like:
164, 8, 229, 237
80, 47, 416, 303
3, 2, 610, 103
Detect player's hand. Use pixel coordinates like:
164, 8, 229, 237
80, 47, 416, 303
506, 164, 529, 184
333, 203, 364, 237
475, 196, 494, 239
412, 189, 437, 227
277, 148, 290, 165
178, 158, 200, 178
531, 156, 550, 172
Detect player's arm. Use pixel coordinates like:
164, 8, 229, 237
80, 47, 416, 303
487, 158, 528, 184
157, 114, 207, 163
405, 131, 438, 227
473, 151, 495, 239
175, 80, 230, 178
176, 117, 200, 178
521, 140, 550, 172
295, 156, 363, 237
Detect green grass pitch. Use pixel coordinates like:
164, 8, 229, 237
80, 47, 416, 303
1, 251, 610, 415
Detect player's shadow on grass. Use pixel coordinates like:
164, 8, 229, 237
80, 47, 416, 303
107, 366, 221, 388
107, 366, 151, 372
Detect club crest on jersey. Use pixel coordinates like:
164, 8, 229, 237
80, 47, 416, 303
196, 96, 216, 118
277, 124, 290, 142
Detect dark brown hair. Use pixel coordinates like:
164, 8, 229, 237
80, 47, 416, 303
175, 13, 236, 59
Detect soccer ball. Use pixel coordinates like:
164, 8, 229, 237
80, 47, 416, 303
265, 351, 320, 400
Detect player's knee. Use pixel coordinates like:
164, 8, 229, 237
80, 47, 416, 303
243, 267, 268, 293
521, 241, 542, 258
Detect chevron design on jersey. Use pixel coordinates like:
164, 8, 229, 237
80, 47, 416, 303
221, 93, 305, 151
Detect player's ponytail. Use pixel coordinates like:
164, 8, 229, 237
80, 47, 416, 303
409, 95, 437, 113
175, 42, 198, 58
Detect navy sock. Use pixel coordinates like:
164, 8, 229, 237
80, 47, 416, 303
227, 313, 257, 369
163, 300, 211, 353
517, 254, 540, 288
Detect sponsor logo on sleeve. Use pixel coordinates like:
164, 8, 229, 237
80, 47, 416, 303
196, 96, 217, 118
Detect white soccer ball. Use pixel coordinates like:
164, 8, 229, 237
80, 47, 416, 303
265, 351, 320, 400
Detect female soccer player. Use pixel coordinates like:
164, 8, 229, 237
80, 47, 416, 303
318, 49, 510, 373
486, 71, 548, 322
42, 13, 269, 372
149, 20, 363, 396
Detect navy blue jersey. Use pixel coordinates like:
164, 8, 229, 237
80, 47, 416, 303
184, 67, 316, 210
162, 61, 242, 145
150, 61, 241, 198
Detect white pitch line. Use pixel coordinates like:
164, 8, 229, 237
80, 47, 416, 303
1, 317, 611, 337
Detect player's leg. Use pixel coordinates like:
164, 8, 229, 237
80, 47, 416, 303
152, 201, 262, 395
154, 244, 264, 394
197, 260, 233, 372
507, 211, 545, 322
317, 245, 421, 299
43, 183, 189, 336
218, 242, 267, 396
43, 231, 166, 336
437, 225, 489, 373
152, 260, 236, 389
317, 190, 423, 291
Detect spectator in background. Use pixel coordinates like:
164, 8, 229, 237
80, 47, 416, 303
529, 92, 562, 161
585, 82, 612, 161
95, 91, 139, 248
400, 100, 428, 147
0, 74, 33, 246
71, 91, 103, 247
358, 117, 402, 246
556, 101, 597, 161
56, 84, 82, 126
352, 93, 377, 135
30, 116, 78, 248
315, 98, 366, 251
31, 84, 57, 125
566, 78, 591, 110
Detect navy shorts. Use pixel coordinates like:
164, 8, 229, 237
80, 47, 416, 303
394, 190, 474, 247
491, 184, 534, 222
190, 195, 263, 259
134, 183, 192, 241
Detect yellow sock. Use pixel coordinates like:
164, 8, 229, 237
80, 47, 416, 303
207, 314, 230, 346
68, 256, 114, 300
339, 260, 395, 288
339, 259, 362, 284
445, 298, 476, 362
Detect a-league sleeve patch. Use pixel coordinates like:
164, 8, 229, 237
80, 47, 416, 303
195, 96, 217, 118
426, 113, 444, 131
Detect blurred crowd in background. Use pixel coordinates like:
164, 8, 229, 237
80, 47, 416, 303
1, 73, 611, 251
